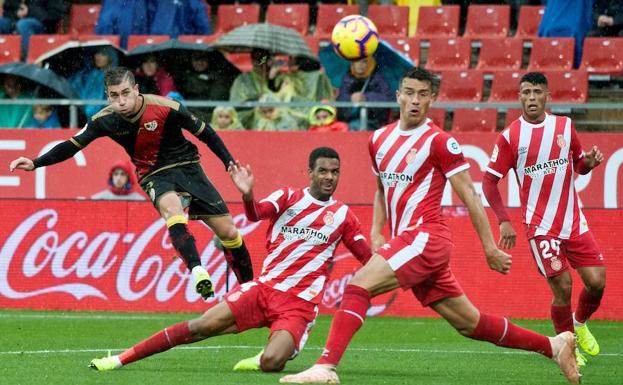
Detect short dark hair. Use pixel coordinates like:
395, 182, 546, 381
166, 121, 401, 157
309, 147, 340, 169
104, 67, 135, 89
520, 72, 548, 88
399, 67, 439, 93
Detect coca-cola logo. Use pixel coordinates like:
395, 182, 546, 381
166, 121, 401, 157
0, 209, 260, 303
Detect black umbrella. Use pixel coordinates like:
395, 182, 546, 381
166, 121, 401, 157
34, 39, 125, 78
125, 39, 240, 77
0, 62, 77, 98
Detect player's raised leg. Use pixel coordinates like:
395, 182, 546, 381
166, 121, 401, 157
574, 265, 605, 356
431, 295, 580, 384
203, 215, 254, 283
89, 301, 237, 371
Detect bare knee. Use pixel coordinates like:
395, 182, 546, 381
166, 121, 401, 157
206, 219, 238, 241
259, 351, 287, 372
549, 276, 573, 304
582, 270, 606, 294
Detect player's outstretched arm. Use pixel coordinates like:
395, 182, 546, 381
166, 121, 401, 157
10, 139, 82, 172
577, 145, 604, 174
9, 157, 34, 172
449, 170, 512, 275
370, 177, 387, 250
482, 172, 516, 250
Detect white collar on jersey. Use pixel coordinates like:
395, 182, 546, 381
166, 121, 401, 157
519, 112, 551, 128
304, 187, 335, 206
396, 118, 431, 136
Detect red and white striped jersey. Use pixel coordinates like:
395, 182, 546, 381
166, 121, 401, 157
246, 187, 370, 304
369, 119, 470, 239
486, 113, 588, 239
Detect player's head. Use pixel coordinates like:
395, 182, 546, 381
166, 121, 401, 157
105, 67, 140, 117
519, 72, 549, 123
397, 67, 439, 129
308, 147, 340, 201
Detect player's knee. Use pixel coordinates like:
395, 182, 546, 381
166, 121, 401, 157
259, 351, 287, 372
585, 277, 605, 294
216, 225, 239, 241
190, 317, 219, 337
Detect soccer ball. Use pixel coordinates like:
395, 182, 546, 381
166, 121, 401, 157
331, 15, 379, 61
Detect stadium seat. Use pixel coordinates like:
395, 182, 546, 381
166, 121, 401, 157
504, 108, 523, 127
27, 34, 72, 63
581, 37, 623, 75
266, 4, 310, 35
416, 6, 460, 39
428, 108, 446, 129
68, 4, 101, 34
452, 108, 498, 132
77, 35, 120, 47
178, 35, 220, 45
543, 70, 588, 103
226, 53, 253, 73
126, 35, 170, 52
488, 70, 525, 102
476, 38, 523, 71
527, 38, 575, 71
464, 5, 510, 39
383, 37, 420, 66
367, 5, 409, 38
425, 37, 471, 72
304, 36, 320, 56
315, 4, 360, 39
515, 6, 545, 39
215, 4, 261, 35
0, 35, 21, 64
437, 70, 484, 102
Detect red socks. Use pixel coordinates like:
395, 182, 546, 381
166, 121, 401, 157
551, 304, 574, 334
472, 313, 553, 358
119, 321, 197, 365
575, 288, 602, 324
317, 284, 370, 366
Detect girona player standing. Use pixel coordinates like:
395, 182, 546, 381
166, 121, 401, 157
89, 147, 372, 373
281, 68, 580, 384
482, 72, 605, 367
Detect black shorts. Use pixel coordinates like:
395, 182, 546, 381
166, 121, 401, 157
140, 163, 229, 219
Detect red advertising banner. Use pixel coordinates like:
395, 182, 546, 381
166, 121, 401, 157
1, 130, 623, 208
1, 200, 621, 320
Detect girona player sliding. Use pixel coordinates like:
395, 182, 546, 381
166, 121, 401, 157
89, 147, 372, 373
281, 68, 580, 384
482, 72, 605, 368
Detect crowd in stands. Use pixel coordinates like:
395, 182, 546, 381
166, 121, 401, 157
0, 0, 621, 131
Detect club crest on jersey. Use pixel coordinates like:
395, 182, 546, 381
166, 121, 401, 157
405, 148, 418, 164
556, 135, 566, 148
144, 120, 158, 131
227, 291, 242, 302
550, 257, 562, 271
323, 211, 334, 225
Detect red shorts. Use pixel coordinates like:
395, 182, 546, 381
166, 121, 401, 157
376, 230, 464, 307
224, 280, 318, 354
528, 230, 604, 277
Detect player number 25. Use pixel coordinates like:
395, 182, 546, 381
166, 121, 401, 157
538, 239, 561, 259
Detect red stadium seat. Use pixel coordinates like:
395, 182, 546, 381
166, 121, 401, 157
0, 35, 21, 64
437, 70, 484, 102
27, 34, 72, 63
266, 4, 310, 35
226, 53, 253, 73
428, 108, 446, 129
416, 6, 460, 39
178, 35, 220, 45
367, 5, 409, 38
476, 38, 523, 71
515, 6, 544, 39
304, 36, 320, 56
543, 70, 588, 103
315, 4, 360, 39
126, 35, 170, 52
383, 37, 420, 66
488, 70, 525, 102
464, 5, 510, 39
69, 4, 101, 34
527, 38, 575, 71
77, 35, 120, 47
425, 37, 471, 72
581, 37, 623, 75
215, 4, 261, 35
452, 108, 498, 132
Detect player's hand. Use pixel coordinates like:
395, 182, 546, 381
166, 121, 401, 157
370, 232, 386, 251
498, 221, 516, 250
9, 157, 34, 172
584, 145, 604, 170
485, 248, 512, 275
228, 160, 254, 195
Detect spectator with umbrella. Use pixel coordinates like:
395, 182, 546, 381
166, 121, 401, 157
134, 54, 177, 97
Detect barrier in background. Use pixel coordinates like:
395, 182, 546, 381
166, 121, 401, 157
1, 130, 623, 208
1, 200, 621, 320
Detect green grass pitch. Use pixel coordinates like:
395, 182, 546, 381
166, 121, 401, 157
1, 310, 621, 385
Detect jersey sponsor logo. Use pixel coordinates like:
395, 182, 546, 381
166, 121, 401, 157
446, 137, 462, 155
144, 120, 158, 131
323, 211, 334, 225
490, 144, 499, 163
281, 226, 330, 244
557, 134, 567, 148
379, 171, 413, 188
405, 148, 418, 164
523, 158, 569, 178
